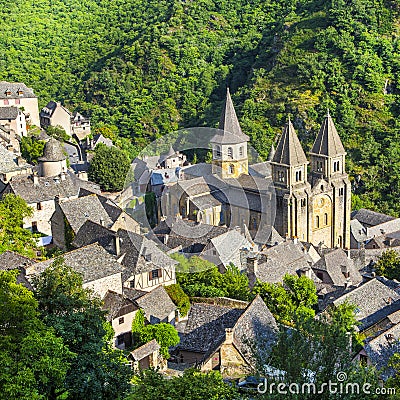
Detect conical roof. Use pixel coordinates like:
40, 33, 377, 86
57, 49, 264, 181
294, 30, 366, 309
272, 118, 308, 166
217, 88, 249, 142
311, 112, 345, 157
39, 138, 66, 162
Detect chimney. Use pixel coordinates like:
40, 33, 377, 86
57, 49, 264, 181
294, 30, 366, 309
301, 266, 312, 279
225, 328, 233, 345
247, 252, 259, 276
293, 236, 299, 244
114, 235, 121, 256
163, 234, 169, 245
100, 218, 105, 227
33, 172, 39, 185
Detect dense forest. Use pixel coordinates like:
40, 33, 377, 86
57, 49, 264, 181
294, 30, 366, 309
1, 0, 400, 213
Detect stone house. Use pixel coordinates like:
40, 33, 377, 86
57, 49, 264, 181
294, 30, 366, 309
27, 243, 125, 298
0, 106, 27, 148
176, 296, 277, 376
103, 290, 139, 349
0, 145, 32, 190
127, 339, 161, 371
0, 81, 40, 126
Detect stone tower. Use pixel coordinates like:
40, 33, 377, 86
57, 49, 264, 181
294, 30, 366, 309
309, 111, 351, 248
271, 118, 311, 242
38, 137, 67, 177
211, 88, 249, 179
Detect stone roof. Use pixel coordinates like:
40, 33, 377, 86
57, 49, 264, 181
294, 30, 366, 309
39, 138, 66, 162
58, 194, 113, 233
351, 208, 395, 228
72, 220, 116, 250
350, 219, 368, 244
30, 243, 124, 283
367, 219, 400, 238
254, 240, 313, 283
0, 145, 31, 175
123, 287, 148, 301
190, 193, 221, 210
311, 112, 345, 157
129, 339, 160, 361
0, 106, 21, 120
0, 82, 37, 99
364, 323, 400, 380
333, 277, 400, 331
176, 176, 212, 197
178, 296, 277, 364
102, 290, 138, 321
135, 285, 176, 322
215, 88, 249, 143
272, 118, 308, 166
7, 173, 79, 203
312, 248, 363, 286
0, 251, 34, 269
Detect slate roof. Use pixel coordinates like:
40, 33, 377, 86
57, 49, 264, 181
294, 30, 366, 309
190, 193, 221, 210
311, 112, 346, 157
0, 145, 31, 175
0, 106, 20, 120
123, 287, 148, 301
272, 118, 308, 166
214, 88, 249, 143
350, 219, 368, 244
59, 194, 113, 233
72, 220, 116, 250
351, 208, 395, 228
312, 248, 363, 286
135, 285, 177, 322
332, 277, 400, 331
30, 243, 124, 283
7, 173, 79, 203
0, 82, 37, 99
178, 296, 277, 365
364, 323, 400, 380
0, 251, 33, 269
367, 219, 400, 238
38, 138, 66, 162
176, 176, 212, 197
102, 290, 138, 321
254, 241, 313, 283
129, 339, 160, 361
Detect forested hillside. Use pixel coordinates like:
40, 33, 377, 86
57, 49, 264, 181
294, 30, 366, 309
1, 0, 400, 213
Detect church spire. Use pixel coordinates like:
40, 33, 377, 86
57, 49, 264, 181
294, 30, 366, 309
311, 111, 345, 157
219, 87, 247, 139
272, 117, 308, 166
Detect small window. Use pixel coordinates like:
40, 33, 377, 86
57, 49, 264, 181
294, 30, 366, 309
228, 164, 235, 175
320, 184, 324, 191
119, 317, 124, 325
215, 145, 221, 157
301, 199, 306, 207
37, 202, 42, 211
239, 146, 244, 157
151, 269, 159, 279
339, 188, 344, 196
324, 213, 328, 225
3, 99, 9, 105
15, 99, 20, 105
295, 170, 302, 182
316, 216, 320, 228
227, 147, 233, 159
277, 171, 284, 183
130, 280, 135, 288
32, 221, 38, 232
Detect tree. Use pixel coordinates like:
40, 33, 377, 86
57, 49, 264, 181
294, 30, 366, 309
0, 270, 73, 400
46, 125, 70, 142
88, 144, 131, 192
20, 136, 45, 164
127, 368, 237, 400
165, 283, 191, 317
139, 323, 180, 359
375, 250, 400, 280
0, 194, 38, 257
33, 258, 132, 400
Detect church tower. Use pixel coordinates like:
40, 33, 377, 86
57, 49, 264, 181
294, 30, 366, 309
271, 118, 311, 241
211, 88, 249, 179
310, 111, 351, 248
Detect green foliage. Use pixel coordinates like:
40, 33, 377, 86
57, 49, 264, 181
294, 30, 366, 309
174, 254, 251, 301
0, 194, 38, 257
33, 258, 132, 400
0, 270, 73, 400
386, 353, 400, 397
165, 283, 191, 317
128, 368, 238, 400
88, 143, 131, 192
131, 308, 146, 344
20, 136, 45, 164
375, 249, 400, 281
46, 125, 70, 142
253, 274, 317, 323
139, 323, 180, 359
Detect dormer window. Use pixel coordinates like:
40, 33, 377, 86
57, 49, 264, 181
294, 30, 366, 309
295, 170, 302, 182
333, 161, 340, 172
17, 89, 23, 96
5, 90, 11, 96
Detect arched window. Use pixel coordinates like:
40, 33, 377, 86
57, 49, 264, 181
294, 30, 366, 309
295, 170, 302, 182
228, 164, 235, 175
239, 146, 244, 157
316, 216, 320, 228
215, 145, 221, 157
227, 147, 233, 159
278, 171, 284, 183
324, 213, 328, 225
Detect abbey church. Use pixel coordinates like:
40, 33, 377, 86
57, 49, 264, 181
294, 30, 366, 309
150, 89, 351, 249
